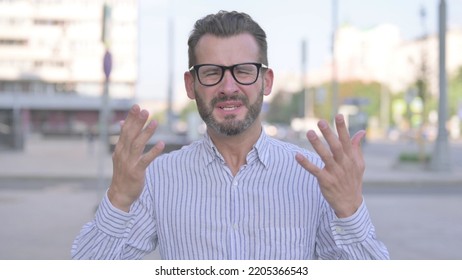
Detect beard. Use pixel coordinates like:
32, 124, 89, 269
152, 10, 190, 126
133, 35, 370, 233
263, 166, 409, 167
195, 87, 264, 136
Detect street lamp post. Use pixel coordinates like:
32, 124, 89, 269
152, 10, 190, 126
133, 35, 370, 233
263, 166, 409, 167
301, 39, 313, 118
97, 3, 112, 206
430, 0, 451, 171
167, 16, 174, 131
331, 0, 339, 124
97, 49, 111, 195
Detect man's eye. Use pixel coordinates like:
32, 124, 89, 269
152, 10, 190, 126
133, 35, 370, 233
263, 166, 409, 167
236, 69, 252, 75
202, 70, 220, 77
235, 66, 255, 75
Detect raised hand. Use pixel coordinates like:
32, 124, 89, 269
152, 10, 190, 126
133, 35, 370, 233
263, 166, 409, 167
295, 114, 365, 218
108, 104, 165, 212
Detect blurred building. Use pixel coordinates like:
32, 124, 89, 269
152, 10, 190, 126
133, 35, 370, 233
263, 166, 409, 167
310, 24, 462, 94
0, 0, 138, 149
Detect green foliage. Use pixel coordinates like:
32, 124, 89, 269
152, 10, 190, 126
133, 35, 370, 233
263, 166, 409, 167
448, 66, 462, 115
150, 110, 167, 124
398, 152, 431, 163
179, 100, 198, 121
339, 80, 382, 117
266, 90, 303, 124
266, 80, 384, 124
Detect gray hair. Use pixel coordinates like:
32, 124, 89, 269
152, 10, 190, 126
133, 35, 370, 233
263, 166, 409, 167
187, 11, 268, 68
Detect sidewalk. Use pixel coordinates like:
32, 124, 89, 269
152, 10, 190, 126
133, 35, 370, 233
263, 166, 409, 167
362, 138, 462, 186
1, 134, 461, 186
363, 138, 462, 186
0, 135, 112, 180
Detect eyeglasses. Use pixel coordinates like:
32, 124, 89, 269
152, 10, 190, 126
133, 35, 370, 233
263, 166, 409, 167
189, 63, 268, 86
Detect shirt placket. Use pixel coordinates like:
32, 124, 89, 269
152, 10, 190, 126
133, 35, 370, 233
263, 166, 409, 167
228, 162, 253, 259
226, 174, 237, 259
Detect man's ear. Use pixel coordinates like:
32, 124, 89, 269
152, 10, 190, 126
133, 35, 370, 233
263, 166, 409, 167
184, 71, 196, 100
263, 68, 274, 96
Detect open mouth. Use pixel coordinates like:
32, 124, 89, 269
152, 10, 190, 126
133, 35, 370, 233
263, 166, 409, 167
216, 101, 243, 112
219, 105, 241, 111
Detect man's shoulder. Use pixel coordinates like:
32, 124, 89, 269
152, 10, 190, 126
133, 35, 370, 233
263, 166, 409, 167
159, 139, 203, 157
262, 136, 322, 168
266, 136, 318, 158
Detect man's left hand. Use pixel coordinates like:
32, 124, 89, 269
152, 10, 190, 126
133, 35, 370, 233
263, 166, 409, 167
295, 114, 365, 218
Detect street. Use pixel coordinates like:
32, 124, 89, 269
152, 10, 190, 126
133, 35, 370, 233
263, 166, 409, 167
1, 178, 461, 260
363, 184, 462, 259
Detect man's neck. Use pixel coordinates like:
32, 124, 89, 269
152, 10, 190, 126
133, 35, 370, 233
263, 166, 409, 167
208, 123, 262, 176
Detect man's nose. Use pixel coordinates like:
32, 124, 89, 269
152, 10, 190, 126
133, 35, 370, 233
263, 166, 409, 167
220, 69, 239, 93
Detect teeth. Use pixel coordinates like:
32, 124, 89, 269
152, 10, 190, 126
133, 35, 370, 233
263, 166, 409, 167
222, 106, 238, 111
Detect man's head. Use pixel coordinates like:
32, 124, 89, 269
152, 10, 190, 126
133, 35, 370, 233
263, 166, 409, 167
187, 11, 268, 69
184, 11, 273, 137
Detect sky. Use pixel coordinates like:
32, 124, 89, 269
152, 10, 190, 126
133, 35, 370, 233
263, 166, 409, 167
136, 0, 462, 105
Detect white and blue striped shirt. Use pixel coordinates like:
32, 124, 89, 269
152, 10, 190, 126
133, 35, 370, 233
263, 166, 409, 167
72, 131, 389, 260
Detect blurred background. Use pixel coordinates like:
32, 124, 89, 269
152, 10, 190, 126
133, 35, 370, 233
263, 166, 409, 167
0, 0, 461, 260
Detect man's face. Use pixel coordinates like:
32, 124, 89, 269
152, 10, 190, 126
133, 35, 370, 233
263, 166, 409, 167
185, 33, 273, 136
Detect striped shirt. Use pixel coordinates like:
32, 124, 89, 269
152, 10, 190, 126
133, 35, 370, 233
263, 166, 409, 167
72, 131, 389, 260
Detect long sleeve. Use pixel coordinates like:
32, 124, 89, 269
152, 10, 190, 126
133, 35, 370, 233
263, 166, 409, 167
315, 199, 389, 260
71, 188, 157, 260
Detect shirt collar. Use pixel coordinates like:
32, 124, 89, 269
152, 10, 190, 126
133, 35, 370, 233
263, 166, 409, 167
201, 130, 270, 169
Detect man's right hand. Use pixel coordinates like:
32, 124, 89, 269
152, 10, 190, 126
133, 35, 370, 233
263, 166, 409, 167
108, 104, 165, 212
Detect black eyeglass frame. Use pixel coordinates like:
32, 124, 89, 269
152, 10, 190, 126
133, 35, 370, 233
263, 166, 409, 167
189, 62, 268, 86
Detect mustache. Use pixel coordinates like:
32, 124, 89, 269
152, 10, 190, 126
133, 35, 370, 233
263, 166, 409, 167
210, 95, 249, 107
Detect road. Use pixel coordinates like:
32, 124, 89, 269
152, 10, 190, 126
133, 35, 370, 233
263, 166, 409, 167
1, 178, 461, 260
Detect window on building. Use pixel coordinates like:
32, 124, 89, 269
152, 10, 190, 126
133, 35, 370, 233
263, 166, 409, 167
0, 39, 27, 46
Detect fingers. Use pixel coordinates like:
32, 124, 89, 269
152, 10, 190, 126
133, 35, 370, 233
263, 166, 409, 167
351, 130, 366, 170
334, 114, 352, 156
113, 105, 163, 166
316, 119, 343, 163
313, 115, 358, 163
301, 115, 362, 170
295, 152, 323, 177
305, 128, 336, 168
129, 119, 157, 156
134, 120, 164, 168
119, 104, 150, 147
140, 141, 165, 168
351, 129, 366, 148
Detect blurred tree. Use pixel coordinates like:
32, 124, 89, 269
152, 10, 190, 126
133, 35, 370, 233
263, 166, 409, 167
179, 100, 198, 121
448, 65, 462, 116
339, 80, 381, 118
266, 90, 302, 124
266, 80, 383, 125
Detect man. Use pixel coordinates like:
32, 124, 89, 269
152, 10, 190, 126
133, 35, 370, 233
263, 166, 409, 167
72, 11, 389, 260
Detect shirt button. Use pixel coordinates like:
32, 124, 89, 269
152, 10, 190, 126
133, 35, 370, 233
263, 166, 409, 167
335, 226, 344, 233
233, 181, 238, 187
233, 224, 239, 230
